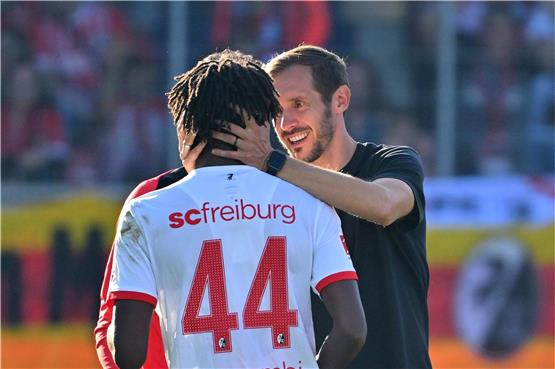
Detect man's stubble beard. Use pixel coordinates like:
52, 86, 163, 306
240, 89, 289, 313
280, 106, 334, 163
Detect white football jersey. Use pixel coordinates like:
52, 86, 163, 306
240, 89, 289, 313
108, 165, 357, 369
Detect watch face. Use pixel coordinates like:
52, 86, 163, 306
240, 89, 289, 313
266, 151, 285, 175
454, 236, 539, 359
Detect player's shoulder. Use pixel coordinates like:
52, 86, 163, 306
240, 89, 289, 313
133, 176, 187, 205
124, 168, 188, 215
127, 167, 187, 202
271, 173, 332, 211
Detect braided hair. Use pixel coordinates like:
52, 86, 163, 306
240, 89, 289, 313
167, 49, 282, 147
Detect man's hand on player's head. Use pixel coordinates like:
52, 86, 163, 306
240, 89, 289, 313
211, 111, 273, 171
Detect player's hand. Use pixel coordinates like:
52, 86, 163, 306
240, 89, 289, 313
179, 132, 206, 173
210, 112, 273, 171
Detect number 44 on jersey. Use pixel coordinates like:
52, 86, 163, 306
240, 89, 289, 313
183, 237, 299, 353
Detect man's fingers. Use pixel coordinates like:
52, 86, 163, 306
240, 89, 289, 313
231, 105, 258, 129
229, 106, 271, 129
180, 139, 205, 162
211, 130, 237, 145
188, 140, 207, 159
232, 106, 251, 123
232, 105, 244, 116
212, 148, 242, 160
243, 112, 263, 129
183, 129, 197, 146
219, 119, 269, 138
212, 130, 246, 148
221, 123, 245, 137
179, 140, 191, 160
181, 140, 207, 173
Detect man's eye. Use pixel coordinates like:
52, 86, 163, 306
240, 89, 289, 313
294, 101, 305, 109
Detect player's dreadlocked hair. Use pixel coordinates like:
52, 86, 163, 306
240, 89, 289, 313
166, 49, 282, 147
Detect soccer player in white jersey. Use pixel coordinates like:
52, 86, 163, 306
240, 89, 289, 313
109, 49, 366, 369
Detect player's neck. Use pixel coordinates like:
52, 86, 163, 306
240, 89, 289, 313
196, 150, 243, 169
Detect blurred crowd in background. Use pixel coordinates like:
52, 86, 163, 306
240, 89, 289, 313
2, 2, 553, 184
1, 6, 554, 367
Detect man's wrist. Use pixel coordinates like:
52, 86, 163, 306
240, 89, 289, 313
264, 150, 287, 176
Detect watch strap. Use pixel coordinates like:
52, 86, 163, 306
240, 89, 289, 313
265, 150, 286, 176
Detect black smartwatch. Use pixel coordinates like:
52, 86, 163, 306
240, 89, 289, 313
265, 150, 287, 176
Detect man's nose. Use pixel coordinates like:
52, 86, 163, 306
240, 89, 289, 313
279, 111, 298, 132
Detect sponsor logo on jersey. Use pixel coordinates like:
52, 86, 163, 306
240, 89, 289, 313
169, 199, 296, 227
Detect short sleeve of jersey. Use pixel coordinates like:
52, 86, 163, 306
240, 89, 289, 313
107, 206, 158, 307
311, 202, 358, 296
371, 146, 425, 230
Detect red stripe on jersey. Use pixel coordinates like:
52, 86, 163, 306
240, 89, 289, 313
110, 291, 157, 307
129, 170, 173, 199
95, 171, 178, 369
315, 271, 359, 293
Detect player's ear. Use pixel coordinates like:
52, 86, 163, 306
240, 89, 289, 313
332, 85, 351, 115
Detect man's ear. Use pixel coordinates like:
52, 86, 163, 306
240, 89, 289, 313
332, 85, 351, 115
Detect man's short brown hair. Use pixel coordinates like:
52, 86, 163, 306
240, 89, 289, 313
265, 45, 349, 104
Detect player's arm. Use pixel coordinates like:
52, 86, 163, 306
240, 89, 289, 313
317, 280, 366, 369
95, 170, 183, 369
113, 300, 154, 369
210, 118, 416, 226
94, 247, 118, 369
94, 178, 159, 369
101, 200, 162, 369
310, 202, 366, 367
